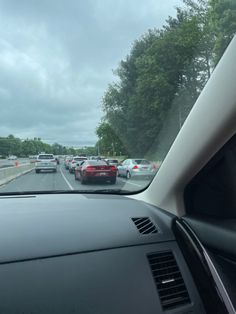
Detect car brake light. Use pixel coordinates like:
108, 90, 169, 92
133, 165, 138, 169
110, 166, 116, 171
86, 166, 96, 171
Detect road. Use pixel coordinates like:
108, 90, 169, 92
0, 164, 150, 193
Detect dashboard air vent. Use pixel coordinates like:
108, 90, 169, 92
147, 251, 190, 310
132, 217, 158, 234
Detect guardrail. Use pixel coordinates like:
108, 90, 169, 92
0, 163, 35, 186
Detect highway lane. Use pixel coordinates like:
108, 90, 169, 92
0, 165, 150, 193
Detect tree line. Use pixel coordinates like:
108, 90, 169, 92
96, 0, 236, 159
0, 135, 96, 158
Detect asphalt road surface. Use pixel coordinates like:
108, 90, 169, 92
0, 164, 151, 193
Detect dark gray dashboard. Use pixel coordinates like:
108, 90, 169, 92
0, 194, 204, 313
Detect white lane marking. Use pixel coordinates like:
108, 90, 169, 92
60, 167, 74, 190
120, 179, 143, 187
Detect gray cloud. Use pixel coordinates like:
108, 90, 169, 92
0, 0, 181, 147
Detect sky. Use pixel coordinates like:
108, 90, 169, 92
0, 0, 181, 147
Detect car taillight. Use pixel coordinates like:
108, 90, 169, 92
110, 166, 116, 171
133, 165, 139, 169
86, 166, 96, 171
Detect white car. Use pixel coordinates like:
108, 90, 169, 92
8, 155, 17, 160
68, 156, 88, 173
35, 154, 57, 173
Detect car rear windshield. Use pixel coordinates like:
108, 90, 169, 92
74, 157, 87, 161
38, 155, 54, 159
134, 159, 151, 165
88, 161, 107, 166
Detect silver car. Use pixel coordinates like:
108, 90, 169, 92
117, 159, 157, 179
35, 154, 57, 173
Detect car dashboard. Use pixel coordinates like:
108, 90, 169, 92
0, 194, 206, 313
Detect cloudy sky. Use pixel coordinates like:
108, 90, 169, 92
0, 0, 181, 147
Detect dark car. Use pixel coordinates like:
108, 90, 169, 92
75, 160, 117, 184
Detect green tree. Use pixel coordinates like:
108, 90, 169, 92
101, 6, 203, 158
209, 0, 236, 64
96, 122, 127, 156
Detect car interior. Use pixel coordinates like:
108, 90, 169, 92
0, 26, 236, 314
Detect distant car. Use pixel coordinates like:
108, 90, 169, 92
35, 154, 57, 173
8, 155, 17, 160
74, 160, 86, 179
89, 156, 100, 160
105, 159, 119, 167
55, 157, 60, 165
29, 155, 38, 163
75, 160, 117, 184
64, 156, 73, 169
117, 159, 157, 179
69, 156, 88, 173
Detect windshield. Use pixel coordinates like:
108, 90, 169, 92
0, 0, 234, 194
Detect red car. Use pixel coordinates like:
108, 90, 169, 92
75, 160, 117, 184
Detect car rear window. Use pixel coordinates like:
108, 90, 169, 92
134, 159, 151, 165
38, 155, 54, 159
88, 161, 106, 166
74, 157, 87, 161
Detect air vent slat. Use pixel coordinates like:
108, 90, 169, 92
153, 270, 181, 278
148, 254, 173, 262
131, 217, 158, 235
150, 258, 176, 264
162, 296, 190, 308
134, 219, 147, 226
151, 265, 178, 272
147, 251, 191, 311
160, 290, 189, 300
158, 283, 186, 293
140, 224, 156, 234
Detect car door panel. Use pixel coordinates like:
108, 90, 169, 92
180, 215, 236, 310
182, 134, 236, 311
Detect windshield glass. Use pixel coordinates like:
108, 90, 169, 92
0, 0, 234, 194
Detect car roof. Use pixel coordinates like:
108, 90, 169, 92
38, 154, 54, 156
